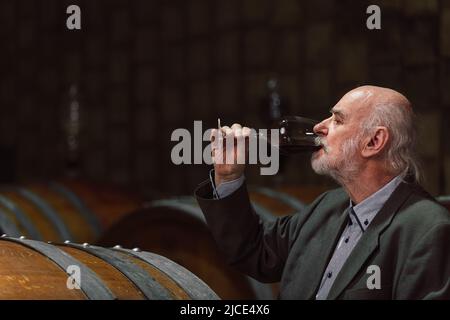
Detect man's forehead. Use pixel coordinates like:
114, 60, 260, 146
335, 90, 373, 113
331, 100, 362, 115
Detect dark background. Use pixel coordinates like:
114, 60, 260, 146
0, 0, 449, 199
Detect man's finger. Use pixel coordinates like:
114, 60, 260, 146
210, 128, 217, 142
234, 127, 243, 138
222, 126, 232, 136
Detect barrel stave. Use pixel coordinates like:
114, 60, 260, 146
0, 241, 86, 299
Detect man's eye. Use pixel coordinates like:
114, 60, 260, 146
333, 118, 342, 124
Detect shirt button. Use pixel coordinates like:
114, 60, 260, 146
344, 237, 349, 243
364, 219, 369, 226
327, 272, 332, 278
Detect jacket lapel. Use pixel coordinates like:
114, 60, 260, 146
326, 181, 415, 299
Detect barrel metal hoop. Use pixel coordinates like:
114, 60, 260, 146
0, 209, 21, 237
114, 248, 220, 300
251, 202, 277, 222
1, 237, 116, 300
251, 187, 306, 212
151, 199, 206, 222
10, 187, 73, 241
245, 276, 276, 300
63, 243, 173, 300
0, 194, 43, 240
49, 182, 102, 239
436, 195, 450, 203
151, 197, 278, 222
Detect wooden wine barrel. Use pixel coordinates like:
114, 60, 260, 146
98, 186, 327, 300
0, 180, 142, 243
0, 236, 218, 300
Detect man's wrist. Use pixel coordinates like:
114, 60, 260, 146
216, 175, 245, 198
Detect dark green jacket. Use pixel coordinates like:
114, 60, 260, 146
195, 179, 450, 299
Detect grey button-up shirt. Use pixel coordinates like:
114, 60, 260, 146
315, 175, 403, 299
211, 172, 403, 300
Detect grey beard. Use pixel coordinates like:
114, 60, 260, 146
311, 138, 361, 184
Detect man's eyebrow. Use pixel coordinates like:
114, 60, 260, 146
329, 108, 346, 118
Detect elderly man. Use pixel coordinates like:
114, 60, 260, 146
195, 85, 450, 299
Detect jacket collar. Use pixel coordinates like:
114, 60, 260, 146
325, 180, 415, 299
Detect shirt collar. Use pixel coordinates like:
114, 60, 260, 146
348, 175, 404, 231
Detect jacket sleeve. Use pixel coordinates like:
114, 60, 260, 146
195, 179, 324, 283
395, 222, 450, 299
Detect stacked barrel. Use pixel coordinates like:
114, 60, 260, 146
0, 180, 142, 243
0, 179, 328, 299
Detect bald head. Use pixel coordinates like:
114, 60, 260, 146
343, 85, 412, 116
343, 85, 420, 181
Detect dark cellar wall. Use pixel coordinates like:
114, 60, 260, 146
0, 0, 449, 198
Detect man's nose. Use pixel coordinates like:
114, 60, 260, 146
313, 119, 328, 136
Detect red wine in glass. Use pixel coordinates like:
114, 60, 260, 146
269, 116, 322, 155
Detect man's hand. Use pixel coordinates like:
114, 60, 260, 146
211, 123, 252, 187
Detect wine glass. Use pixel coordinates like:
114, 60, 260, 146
270, 116, 322, 155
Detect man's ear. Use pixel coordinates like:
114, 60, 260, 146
361, 126, 389, 158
